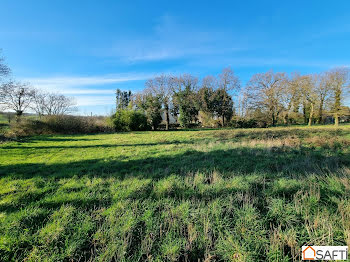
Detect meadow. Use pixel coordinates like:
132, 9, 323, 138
0, 125, 349, 261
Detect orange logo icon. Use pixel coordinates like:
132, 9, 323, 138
303, 246, 316, 260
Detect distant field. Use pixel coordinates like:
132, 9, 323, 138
0, 125, 349, 261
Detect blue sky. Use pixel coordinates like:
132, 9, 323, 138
1, 0, 350, 115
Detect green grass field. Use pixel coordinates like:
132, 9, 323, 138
0, 125, 349, 261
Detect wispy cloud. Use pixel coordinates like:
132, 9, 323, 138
187, 56, 350, 69
98, 15, 244, 62
22, 73, 153, 95
20, 73, 155, 108
74, 95, 115, 106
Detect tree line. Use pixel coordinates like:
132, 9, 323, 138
0, 50, 75, 119
115, 67, 350, 130
1, 50, 349, 129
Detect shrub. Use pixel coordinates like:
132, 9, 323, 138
157, 123, 181, 130
230, 118, 268, 128
44, 115, 114, 134
198, 111, 221, 128
112, 110, 150, 132
7, 118, 50, 137
6, 115, 114, 137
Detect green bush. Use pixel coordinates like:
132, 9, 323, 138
8, 119, 50, 137
230, 118, 268, 128
198, 111, 222, 128
44, 115, 113, 134
112, 110, 150, 131
6, 115, 114, 137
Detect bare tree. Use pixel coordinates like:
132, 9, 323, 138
30, 89, 76, 116
218, 67, 240, 92
236, 89, 249, 118
0, 81, 34, 118
246, 71, 287, 126
314, 72, 333, 124
216, 67, 240, 125
31, 89, 47, 118
202, 75, 217, 90
300, 75, 317, 126
327, 67, 350, 126
145, 74, 174, 130
0, 50, 11, 81
178, 74, 199, 91
146, 74, 201, 129
282, 73, 303, 124
43, 93, 76, 115
0, 51, 75, 119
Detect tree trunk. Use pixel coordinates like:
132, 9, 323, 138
308, 103, 314, 126
15, 110, 23, 122
334, 88, 341, 126
317, 99, 324, 124
334, 113, 339, 126
165, 105, 169, 130
222, 115, 225, 126
303, 103, 308, 124
284, 113, 289, 125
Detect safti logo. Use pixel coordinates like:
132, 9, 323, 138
303, 246, 316, 260
302, 246, 348, 260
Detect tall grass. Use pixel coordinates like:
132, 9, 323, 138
0, 125, 349, 261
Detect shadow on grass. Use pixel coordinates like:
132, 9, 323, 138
0, 139, 205, 150
212, 127, 350, 140
1, 146, 349, 180
25, 136, 102, 142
